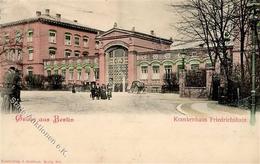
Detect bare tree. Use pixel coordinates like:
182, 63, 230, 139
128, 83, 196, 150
232, 0, 250, 86
172, 0, 248, 101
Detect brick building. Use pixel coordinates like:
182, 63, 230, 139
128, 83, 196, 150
0, 9, 219, 92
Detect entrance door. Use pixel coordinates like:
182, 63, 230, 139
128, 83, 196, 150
106, 46, 128, 92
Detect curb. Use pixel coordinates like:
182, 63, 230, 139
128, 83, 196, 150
176, 104, 188, 115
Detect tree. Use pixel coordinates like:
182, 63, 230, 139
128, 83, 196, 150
172, 0, 248, 102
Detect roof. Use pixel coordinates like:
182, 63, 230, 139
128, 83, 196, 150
96, 27, 173, 45
0, 14, 102, 34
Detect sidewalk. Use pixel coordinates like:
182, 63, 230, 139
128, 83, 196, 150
179, 101, 250, 116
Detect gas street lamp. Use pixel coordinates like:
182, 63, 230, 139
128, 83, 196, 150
247, 0, 260, 125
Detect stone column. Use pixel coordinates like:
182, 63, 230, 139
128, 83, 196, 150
98, 50, 106, 85
179, 69, 186, 97
127, 50, 137, 90
206, 69, 214, 98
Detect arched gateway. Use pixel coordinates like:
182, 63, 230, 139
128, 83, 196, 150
105, 45, 128, 92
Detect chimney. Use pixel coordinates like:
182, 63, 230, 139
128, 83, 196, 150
74, 20, 78, 23
36, 11, 41, 17
132, 26, 135, 32
45, 9, 50, 15
113, 22, 117, 28
150, 30, 155, 36
56, 13, 61, 21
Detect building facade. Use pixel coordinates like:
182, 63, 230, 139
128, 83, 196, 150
0, 9, 217, 92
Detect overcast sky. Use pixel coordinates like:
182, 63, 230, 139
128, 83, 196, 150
0, 0, 185, 41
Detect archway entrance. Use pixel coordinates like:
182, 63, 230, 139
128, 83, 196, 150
105, 46, 128, 92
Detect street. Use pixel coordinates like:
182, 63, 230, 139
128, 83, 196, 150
0, 91, 259, 163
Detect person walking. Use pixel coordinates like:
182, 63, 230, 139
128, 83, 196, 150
90, 84, 96, 100
107, 82, 113, 100
72, 83, 76, 93
96, 83, 101, 100
1, 67, 16, 113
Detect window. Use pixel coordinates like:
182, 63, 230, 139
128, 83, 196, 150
164, 65, 172, 79
65, 33, 71, 45
74, 35, 80, 46
27, 30, 33, 42
192, 52, 197, 56
49, 30, 56, 43
152, 65, 160, 79
94, 68, 99, 80
95, 41, 100, 49
83, 36, 88, 47
27, 67, 33, 76
64, 49, 72, 58
17, 49, 22, 61
62, 70, 66, 78
4, 33, 9, 44
15, 31, 22, 43
54, 70, 58, 75
47, 70, 51, 76
69, 70, 74, 80
140, 66, 148, 79
77, 70, 82, 80
74, 51, 80, 57
191, 64, 199, 70
28, 48, 33, 60
82, 51, 89, 57
49, 48, 56, 59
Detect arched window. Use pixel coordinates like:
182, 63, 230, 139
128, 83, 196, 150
27, 66, 33, 76
65, 32, 72, 45
74, 34, 80, 46
82, 51, 89, 57
64, 49, 72, 58
95, 41, 100, 49
28, 47, 34, 60
27, 29, 33, 42
74, 50, 80, 57
49, 47, 57, 59
83, 36, 89, 47
49, 30, 56, 43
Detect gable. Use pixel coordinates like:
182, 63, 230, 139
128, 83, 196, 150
97, 29, 132, 38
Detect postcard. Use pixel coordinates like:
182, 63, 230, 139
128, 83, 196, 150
0, 0, 259, 163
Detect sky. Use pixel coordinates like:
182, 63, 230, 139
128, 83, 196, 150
0, 0, 184, 41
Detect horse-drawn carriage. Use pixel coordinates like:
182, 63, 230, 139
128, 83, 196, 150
129, 81, 145, 94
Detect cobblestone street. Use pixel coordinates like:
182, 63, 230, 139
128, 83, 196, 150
0, 91, 259, 163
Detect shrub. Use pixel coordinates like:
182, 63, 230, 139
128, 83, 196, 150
46, 74, 65, 90
185, 69, 206, 87
24, 74, 45, 89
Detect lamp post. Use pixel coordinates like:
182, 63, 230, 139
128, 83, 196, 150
180, 50, 186, 70
248, 0, 260, 125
